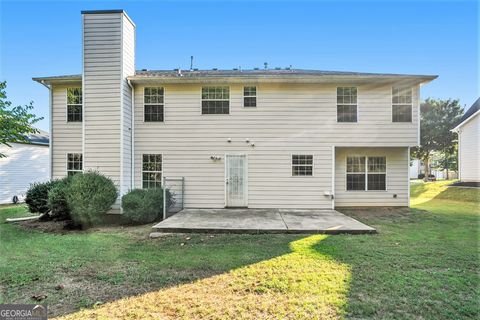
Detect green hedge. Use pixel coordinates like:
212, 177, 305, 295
122, 188, 173, 224
47, 176, 72, 220
66, 171, 118, 228
25, 181, 58, 214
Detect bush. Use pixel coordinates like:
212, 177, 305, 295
25, 181, 57, 213
66, 171, 118, 228
122, 188, 173, 224
47, 176, 72, 220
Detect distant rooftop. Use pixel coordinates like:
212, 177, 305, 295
456, 98, 480, 127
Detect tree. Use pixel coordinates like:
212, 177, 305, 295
0, 81, 43, 157
411, 98, 463, 180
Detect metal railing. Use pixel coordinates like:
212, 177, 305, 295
163, 177, 184, 219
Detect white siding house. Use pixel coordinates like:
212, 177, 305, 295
33, 10, 437, 210
452, 98, 480, 182
0, 131, 50, 204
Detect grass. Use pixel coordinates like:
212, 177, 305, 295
0, 181, 478, 319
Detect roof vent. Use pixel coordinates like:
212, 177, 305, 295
141, 68, 148, 71
212, 68, 218, 71
233, 68, 238, 71
253, 67, 259, 70
193, 68, 199, 71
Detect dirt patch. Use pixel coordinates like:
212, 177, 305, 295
449, 181, 480, 188
18, 219, 81, 234
337, 206, 412, 219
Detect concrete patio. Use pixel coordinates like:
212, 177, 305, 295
152, 208, 376, 234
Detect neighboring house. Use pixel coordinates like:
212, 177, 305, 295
0, 130, 50, 204
452, 98, 480, 182
410, 157, 458, 180
33, 10, 437, 210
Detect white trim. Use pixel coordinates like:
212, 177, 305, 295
391, 86, 413, 123
201, 85, 231, 115
141, 153, 163, 189
143, 86, 166, 123
451, 110, 480, 132
48, 84, 53, 180
291, 154, 314, 177
81, 13, 85, 173
336, 86, 359, 123
407, 147, 411, 207
128, 80, 135, 189
120, 15, 124, 197
65, 87, 82, 123
331, 145, 335, 209
242, 85, 257, 108
66, 152, 83, 176
345, 155, 387, 192
224, 154, 248, 207
417, 85, 421, 145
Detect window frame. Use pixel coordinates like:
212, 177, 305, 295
336, 86, 358, 123
291, 154, 314, 177
243, 86, 257, 108
143, 87, 165, 123
66, 87, 83, 123
142, 154, 163, 189
66, 153, 83, 176
391, 86, 413, 123
201, 86, 230, 115
345, 156, 387, 191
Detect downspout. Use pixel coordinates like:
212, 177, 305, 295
127, 79, 135, 190
40, 80, 53, 180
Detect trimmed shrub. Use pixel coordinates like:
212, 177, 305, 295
66, 171, 117, 228
25, 181, 57, 213
47, 176, 72, 220
122, 188, 173, 224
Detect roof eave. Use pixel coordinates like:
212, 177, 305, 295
451, 109, 480, 132
32, 77, 82, 85
127, 75, 438, 85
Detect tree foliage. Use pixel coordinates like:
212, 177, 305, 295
0, 81, 43, 157
412, 98, 463, 177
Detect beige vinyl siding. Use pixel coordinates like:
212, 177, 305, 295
335, 147, 409, 206
133, 83, 417, 208
51, 85, 82, 179
83, 13, 122, 186
458, 114, 479, 182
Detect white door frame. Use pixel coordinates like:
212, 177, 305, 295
224, 154, 248, 207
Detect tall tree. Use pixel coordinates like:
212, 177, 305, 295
411, 98, 463, 180
0, 81, 43, 157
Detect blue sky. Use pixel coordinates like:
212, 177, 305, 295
0, 0, 478, 132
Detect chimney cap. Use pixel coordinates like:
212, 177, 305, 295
81, 9, 125, 14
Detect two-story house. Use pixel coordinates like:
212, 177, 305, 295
34, 10, 437, 212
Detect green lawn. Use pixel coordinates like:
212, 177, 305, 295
0, 181, 478, 319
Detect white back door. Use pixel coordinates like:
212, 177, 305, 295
225, 154, 248, 207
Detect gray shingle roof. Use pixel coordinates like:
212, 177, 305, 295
457, 98, 480, 127
24, 129, 49, 146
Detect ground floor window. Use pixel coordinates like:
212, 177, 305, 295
292, 155, 313, 176
346, 156, 386, 191
142, 154, 162, 188
67, 153, 82, 176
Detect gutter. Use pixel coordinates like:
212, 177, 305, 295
127, 79, 135, 190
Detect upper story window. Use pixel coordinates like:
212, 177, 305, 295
292, 155, 313, 176
392, 86, 412, 122
67, 153, 82, 176
243, 86, 257, 107
337, 87, 357, 122
144, 87, 164, 122
202, 86, 229, 114
142, 154, 162, 189
346, 156, 386, 191
67, 88, 82, 122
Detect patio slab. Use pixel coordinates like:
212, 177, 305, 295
152, 208, 376, 234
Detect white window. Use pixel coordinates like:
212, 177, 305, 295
67, 153, 82, 176
243, 86, 257, 107
144, 87, 164, 122
346, 156, 386, 191
392, 86, 412, 122
67, 88, 82, 122
292, 155, 313, 176
201, 86, 229, 114
337, 87, 357, 122
142, 154, 162, 188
